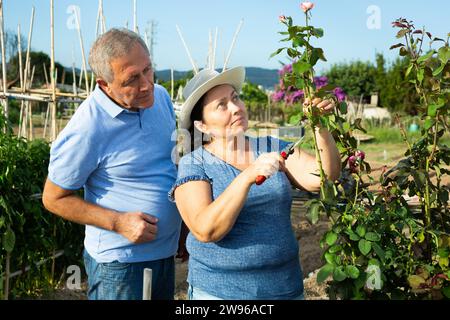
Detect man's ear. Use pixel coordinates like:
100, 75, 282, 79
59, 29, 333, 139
96, 79, 109, 92
193, 120, 209, 134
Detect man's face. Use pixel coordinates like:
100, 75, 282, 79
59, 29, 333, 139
100, 43, 154, 111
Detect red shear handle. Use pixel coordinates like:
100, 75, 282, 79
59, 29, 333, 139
255, 175, 266, 185
255, 150, 290, 185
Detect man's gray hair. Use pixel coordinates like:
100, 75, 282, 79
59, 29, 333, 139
88, 28, 150, 83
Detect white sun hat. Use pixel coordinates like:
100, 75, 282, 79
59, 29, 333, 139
178, 66, 245, 130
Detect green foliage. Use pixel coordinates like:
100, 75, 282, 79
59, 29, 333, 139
0, 111, 84, 298
319, 19, 450, 300
7, 51, 69, 87
324, 54, 420, 114
325, 61, 378, 99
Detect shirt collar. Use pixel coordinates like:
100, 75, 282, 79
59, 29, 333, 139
92, 85, 126, 118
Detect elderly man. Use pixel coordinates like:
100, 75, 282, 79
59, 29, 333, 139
42, 29, 185, 300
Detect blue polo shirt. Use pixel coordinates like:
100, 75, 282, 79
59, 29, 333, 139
48, 84, 181, 263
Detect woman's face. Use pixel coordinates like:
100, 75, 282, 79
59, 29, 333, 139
197, 84, 248, 139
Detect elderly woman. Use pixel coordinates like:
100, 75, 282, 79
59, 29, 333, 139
169, 66, 341, 300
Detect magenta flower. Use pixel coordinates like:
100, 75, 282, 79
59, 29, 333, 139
314, 76, 328, 89
300, 2, 314, 13
355, 150, 365, 161
272, 91, 285, 102
333, 87, 346, 102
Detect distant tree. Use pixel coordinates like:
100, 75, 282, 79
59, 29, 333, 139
324, 60, 377, 102
7, 51, 66, 88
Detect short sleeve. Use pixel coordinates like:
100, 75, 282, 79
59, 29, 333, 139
48, 131, 100, 190
168, 152, 212, 202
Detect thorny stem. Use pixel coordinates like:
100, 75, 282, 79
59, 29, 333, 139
304, 11, 326, 198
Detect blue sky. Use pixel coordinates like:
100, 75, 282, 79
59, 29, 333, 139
4, 0, 450, 74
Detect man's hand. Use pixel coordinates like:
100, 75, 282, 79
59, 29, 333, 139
113, 212, 158, 244
176, 222, 190, 262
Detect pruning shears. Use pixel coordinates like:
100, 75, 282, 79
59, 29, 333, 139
255, 135, 306, 185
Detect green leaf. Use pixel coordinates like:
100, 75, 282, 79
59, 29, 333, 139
324, 252, 336, 265
347, 230, 360, 241
433, 63, 446, 76
372, 242, 385, 262
390, 43, 404, 50
293, 60, 312, 75
3, 227, 16, 253
438, 46, 449, 64
396, 29, 408, 38
326, 232, 338, 246
270, 48, 285, 58
424, 117, 435, 130
333, 266, 347, 282
312, 28, 324, 38
287, 48, 298, 58
289, 114, 301, 125
317, 264, 334, 283
405, 64, 414, 77
358, 239, 372, 256
417, 68, 424, 83
428, 104, 439, 117
342, 122, 351, 132
365, 232, 381, 242
328, 244, 342, 254
442, 287, 450, 299
399, 47, 408, 56
339, 102, 348, 114
417, 50, 435, 64
306, 201, 321, 224
345, 265, 360, 279
356, 225, 366, 238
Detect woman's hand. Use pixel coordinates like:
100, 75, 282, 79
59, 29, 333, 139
243, 152, 285, 185
303, 97, 335, 115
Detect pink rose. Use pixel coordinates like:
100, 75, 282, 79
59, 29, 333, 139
279, 15, 287, 23
355, 150, 365, 161
348, 155, 357, 166
300, 2, 314, 13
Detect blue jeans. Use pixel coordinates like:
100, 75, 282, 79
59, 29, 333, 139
83, 249, 175, 300
188, 284, 305, 300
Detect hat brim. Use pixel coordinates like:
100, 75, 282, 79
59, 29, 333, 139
179, 66, 245, 130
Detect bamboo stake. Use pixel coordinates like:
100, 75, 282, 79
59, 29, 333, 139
17, 25, 23, 90
101, 2, 106, 33
212, 28, 218, 71
28, 65, 35, 140
74, 9, 90, 94
170, 68, 174, 101
223, 19, 243, 71
43, 63, 49, 87
72, 63, 78, 97
207, 29, 212, 70
9, 88, 87, 98
133, 0, 137, 33
17, 25, 25, 137
0, 0, 9, 122
50, 0, 57, 141
90, 71, 95, 93
43, 102, 50, 139
176, 25, 198, 74
95, 0, 101, 38
24, 7, 35, 87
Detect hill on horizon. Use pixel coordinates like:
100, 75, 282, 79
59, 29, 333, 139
155, 67, 280, 90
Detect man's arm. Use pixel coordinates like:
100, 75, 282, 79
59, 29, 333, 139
42, 178, 158, 244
